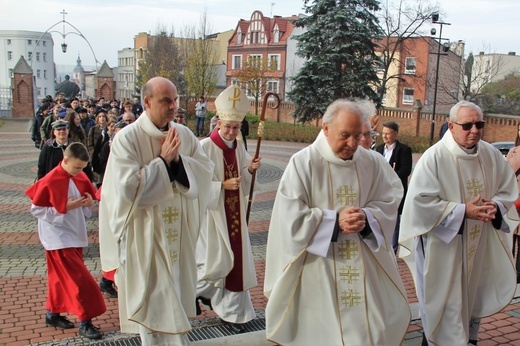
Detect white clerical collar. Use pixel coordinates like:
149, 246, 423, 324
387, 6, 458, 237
218, 131, 235, 148
459, 144, 477, 154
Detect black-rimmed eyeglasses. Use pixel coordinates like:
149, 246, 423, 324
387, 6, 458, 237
453, 121, 485, 131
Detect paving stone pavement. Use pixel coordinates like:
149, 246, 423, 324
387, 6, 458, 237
0, 118, 519, 346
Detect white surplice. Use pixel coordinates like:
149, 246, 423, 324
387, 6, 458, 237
98, 112, 214, 342
400, 130, 519, 345
264, 130, 410, 346
196, 135, 257, 323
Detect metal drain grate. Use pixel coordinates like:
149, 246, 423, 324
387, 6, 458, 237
188, 318, 266, 342
91, 318, 266, 346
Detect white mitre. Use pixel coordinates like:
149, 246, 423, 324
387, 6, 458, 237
215, 85, 249, 122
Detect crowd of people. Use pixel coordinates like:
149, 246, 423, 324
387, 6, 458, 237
25, 78, 520, 345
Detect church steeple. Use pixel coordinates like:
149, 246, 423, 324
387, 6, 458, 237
73, 53, 85, 96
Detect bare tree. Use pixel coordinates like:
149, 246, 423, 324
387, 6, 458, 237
138, 24, 182, 86
179, 9, 220, 99
231, 55, 277, 115
374, 0, 440, 104
438, 46, 504, 103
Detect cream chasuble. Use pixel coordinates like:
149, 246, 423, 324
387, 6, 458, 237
400, 130, 519, 345
265, 131, 410, 346
99, 113, 214, 337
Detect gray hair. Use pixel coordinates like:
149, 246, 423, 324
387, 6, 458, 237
322, 99, 363, 125
449, 101, 483, 123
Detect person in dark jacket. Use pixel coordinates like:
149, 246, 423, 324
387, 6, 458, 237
37, 120, 94, 182
32, 103, 51, 149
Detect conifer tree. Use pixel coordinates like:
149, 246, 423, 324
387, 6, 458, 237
288, 0, 383, 122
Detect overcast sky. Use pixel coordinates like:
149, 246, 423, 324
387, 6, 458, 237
2, 0, 519, 67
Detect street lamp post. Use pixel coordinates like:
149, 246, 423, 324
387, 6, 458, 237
31, 9, 101, 70
429, 13, 451, 145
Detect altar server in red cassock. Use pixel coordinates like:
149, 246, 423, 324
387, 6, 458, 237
25, 142, 106, 340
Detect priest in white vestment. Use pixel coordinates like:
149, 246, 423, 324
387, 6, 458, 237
196, 85, 259, 333
99, 77, 214, 346
265, 99, 411, 346
400, 100, 519, 346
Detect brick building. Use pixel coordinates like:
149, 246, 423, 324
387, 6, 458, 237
226, 10, 300, 100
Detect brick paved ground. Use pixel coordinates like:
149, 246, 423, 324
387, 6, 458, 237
0, 118, 519, 346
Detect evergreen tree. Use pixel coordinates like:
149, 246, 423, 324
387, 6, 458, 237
288, 0, 383, 122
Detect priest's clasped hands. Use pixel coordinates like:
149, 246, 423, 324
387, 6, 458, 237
338, 207, 367, 234
67, 192, 94, 210
465, 195, 497, 223
160, 128, 181, 164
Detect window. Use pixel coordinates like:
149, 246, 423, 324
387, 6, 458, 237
7, 39, 11, 45
42, 41, 46, 47
28, 52, 32, 61
44, 87, 47, 95
36, 52, 40, 61
231, 79, 241, 88
237, 31, 243, 45
402, 88, 414, 104
43, 52, 46, 62
232, 55, 242, 70
44, 70, 47, 79
405, 57, 416, 74
248, 54, 262, 68
267, 80, 279, 94
37, 87, 41, 96
7, 51, 12, 60
376, 60, 385, 72
268, 54, 280, 70
273, 29, 280, 43
37, 70, 41, 78
28, 39, 32, 45
8, 69, 13, 78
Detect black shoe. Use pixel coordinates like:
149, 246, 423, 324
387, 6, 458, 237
45, 315, 74, 329
223, 321, 246, 333
79, 322, 102, 340
99, 279, 118, 298
195, 296, 213, 315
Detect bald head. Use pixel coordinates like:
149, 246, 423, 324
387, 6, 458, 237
142, 77, 179, 128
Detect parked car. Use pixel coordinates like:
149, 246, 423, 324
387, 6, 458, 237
491, 141, 515, 157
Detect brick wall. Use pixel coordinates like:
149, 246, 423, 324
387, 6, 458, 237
202, 98, 519, 144
11, 74, 33, 118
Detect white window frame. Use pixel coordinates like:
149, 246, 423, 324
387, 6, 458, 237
267, 80, 279, 94
248, 54, 262, 69
7, 39, 11, 45
36, 70, 41, 79
27, 39, 32, 45
7, 51, 12, 60
42, 40, 46, 47
232, 55, 242, 70
43, 52, 47, 62
44, 70, 47, 79
402, 88, 414, 105
236, 30, 242, 45
404, 57, 416, 74
8, 69, 13, 78
268, 54, 281, 70
28, 52, 32, 61
36, 52, 40, 61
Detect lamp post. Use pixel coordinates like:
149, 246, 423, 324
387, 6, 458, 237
31, 9, 101, 70
429, 13, 451, 146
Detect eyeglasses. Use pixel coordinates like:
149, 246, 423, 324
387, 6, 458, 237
453, 121, 485, 131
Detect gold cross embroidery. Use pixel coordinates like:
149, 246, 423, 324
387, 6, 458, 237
339, 265, 360, 284
337, 185, 357, 206
162, 206, 179, 224
340, 289, 362, 308
467, 246, 477, 260
466, 179, 483, 199
169, 249, 178, 264
469, 224, 481, 241
166, 228, 178, 244
337, 240, 359, 260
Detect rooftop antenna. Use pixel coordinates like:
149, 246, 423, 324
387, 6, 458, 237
270, 2, 275, 17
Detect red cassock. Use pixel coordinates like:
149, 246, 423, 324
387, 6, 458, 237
26, 163, 106, 321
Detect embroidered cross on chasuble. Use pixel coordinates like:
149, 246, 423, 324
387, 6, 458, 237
333, 177, 370, 338
210, 131, 244, 292
459, 160, 487, 278
161, 184, 182, 291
